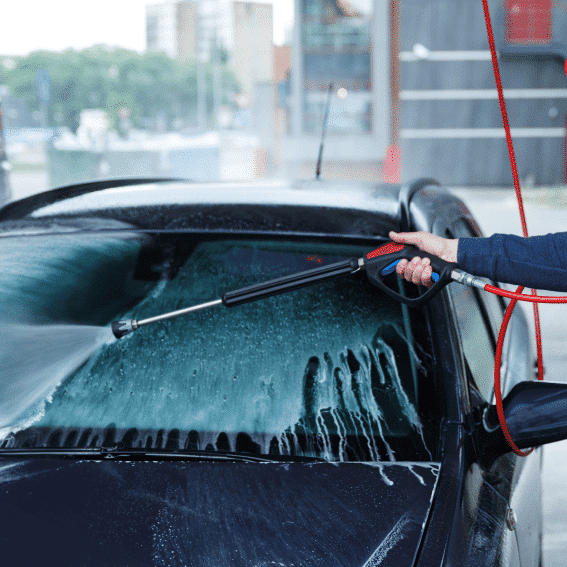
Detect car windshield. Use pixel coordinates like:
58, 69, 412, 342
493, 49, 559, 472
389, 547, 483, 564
0, 232, 437, 462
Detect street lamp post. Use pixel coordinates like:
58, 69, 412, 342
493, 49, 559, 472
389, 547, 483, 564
213, 31, 221, 128
35, 69, 51, 129
197, 53, 207, 130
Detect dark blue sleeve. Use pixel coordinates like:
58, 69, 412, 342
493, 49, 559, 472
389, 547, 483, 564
457, 232, 567, 291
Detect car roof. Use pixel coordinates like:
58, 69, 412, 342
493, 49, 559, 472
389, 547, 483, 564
0, 177, 470, 240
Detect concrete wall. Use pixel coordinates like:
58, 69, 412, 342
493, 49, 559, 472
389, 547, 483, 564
47, 136, 266, 187
399, 0, 567, 186
284, 0, 390, 179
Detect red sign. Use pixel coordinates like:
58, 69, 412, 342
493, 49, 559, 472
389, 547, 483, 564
505, 0, 552, 44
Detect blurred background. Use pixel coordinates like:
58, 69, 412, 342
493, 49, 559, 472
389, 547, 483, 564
2, 0, 566, 204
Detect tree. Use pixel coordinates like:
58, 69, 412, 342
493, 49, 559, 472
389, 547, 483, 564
2, 47, 240, 133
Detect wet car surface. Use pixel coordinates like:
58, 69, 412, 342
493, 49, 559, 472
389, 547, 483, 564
0, 178, 546, 566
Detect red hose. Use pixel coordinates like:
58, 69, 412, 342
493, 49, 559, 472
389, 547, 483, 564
493, 287, 533, 457
482, 0, 544, 455
484, 285, 567, 303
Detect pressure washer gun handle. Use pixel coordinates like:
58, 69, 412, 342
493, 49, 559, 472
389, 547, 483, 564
363, 242, 458, 306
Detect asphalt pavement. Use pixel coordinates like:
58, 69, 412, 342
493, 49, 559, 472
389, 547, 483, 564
6, 173, 567, 565
8, 170, 50, 201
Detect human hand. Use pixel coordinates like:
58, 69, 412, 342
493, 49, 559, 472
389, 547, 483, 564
388, 231, 458, 288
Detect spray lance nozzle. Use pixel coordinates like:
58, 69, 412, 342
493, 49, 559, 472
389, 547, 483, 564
110, 242, 463, 339
111, 298, 223, 339
111, 319, 139, 339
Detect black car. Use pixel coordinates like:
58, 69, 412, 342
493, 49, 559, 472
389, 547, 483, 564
0, 177, 565, 566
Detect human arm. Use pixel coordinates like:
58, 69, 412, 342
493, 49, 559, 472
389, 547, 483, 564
389, 230, 567, 292
456, 232, 567, 291
388, 231, 458, 288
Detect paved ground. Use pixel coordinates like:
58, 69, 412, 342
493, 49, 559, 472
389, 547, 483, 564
6, 173, 567, 564
8, 170, 50, 202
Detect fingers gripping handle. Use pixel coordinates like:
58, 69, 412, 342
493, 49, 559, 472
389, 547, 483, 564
364, 242, 458, 306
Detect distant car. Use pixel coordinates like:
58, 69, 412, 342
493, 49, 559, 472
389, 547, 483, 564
0, 176, 564, 566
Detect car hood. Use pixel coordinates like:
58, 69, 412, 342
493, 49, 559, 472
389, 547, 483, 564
0, 458, 440, 567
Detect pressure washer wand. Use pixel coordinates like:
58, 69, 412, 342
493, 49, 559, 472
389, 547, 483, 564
111, 298, 224, 338
111, 241, 491, 339
111, 257, 362, 338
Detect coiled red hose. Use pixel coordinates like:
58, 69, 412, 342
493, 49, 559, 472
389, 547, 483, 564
486, 286, 567, 455
484, 285, 567, 303
482, 0, 551, 456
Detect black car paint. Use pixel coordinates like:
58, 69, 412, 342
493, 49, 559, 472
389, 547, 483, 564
0, 458, 440, 567
0, 178, 541, 566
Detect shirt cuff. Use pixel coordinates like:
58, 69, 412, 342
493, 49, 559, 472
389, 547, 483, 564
457, 236, 494, 279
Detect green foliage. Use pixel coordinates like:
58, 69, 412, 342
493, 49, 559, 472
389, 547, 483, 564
2, 46, 240, 132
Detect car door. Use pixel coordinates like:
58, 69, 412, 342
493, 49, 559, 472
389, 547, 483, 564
448, 218, 541, 567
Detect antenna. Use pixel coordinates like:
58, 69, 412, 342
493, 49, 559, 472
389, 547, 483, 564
315, 83, 333, 179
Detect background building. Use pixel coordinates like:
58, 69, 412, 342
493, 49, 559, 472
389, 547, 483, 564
146, 1, 199, 61
145, 1, 275, 167
232, 2, 274, 98
146, 0, 272, 76
283, 0, 391, 180
399, 0, 567, 186
198, 0, 233, 62
142, 1, 274, 179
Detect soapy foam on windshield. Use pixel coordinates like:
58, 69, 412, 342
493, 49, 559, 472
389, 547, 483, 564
20, 241, 433, 463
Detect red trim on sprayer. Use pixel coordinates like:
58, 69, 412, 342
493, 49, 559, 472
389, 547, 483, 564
366, 242, 405, 259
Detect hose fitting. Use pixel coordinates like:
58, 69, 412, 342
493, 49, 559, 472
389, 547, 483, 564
451, 269, 486, 290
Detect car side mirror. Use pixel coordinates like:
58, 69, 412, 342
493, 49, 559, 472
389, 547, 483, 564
481, 381, 567, 460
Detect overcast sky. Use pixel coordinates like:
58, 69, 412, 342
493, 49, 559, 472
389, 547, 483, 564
0, 0, 293, 56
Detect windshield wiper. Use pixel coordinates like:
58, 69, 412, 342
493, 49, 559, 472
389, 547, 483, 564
0, 447, 327, 463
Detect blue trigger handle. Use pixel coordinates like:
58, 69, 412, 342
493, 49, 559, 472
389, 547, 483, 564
365, 241, 458, 306
380, 259, 439, 282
